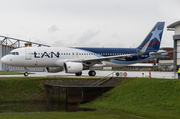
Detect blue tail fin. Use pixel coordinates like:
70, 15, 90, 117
137, 22, 165, 50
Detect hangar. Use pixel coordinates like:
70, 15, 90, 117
0, 35, 50, 72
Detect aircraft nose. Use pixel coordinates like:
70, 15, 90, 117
1, 56, 7, 64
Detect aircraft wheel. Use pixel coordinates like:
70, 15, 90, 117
88, 70, 96, 76
75, 72, 82, 76
24, 72, 28, 76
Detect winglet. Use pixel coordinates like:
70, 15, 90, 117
136, 40, 151, 55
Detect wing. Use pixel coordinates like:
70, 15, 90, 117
68, 40, 151, 64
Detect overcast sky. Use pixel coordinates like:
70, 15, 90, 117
0, 0, 179, 48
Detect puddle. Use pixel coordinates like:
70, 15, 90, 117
0, 102, 95, 113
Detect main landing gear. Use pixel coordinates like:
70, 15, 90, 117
24, 67, 28, 76
88, 70, 96, 76
75, 70, 96, 76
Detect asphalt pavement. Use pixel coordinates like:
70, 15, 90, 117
0, 70, 177, 79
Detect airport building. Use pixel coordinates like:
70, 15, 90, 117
167, 20, 180, 78
0, 35, 50, 72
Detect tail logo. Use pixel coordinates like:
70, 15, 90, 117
150, 28, 163, 42
141, 28, 163, 47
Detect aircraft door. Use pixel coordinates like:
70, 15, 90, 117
25, 49, 31, 60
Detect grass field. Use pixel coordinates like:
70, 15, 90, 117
0, 77, 45, 102
0, 71, 35, 75
0, 71, 24, 75
83, 78, 180, 118
0, 77, 179, 118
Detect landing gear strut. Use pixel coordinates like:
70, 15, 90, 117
24, 67, 28, 76
88, 70, 96, 76
75, 72, 82, 76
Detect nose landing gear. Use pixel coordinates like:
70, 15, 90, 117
24, 72, 28, 76
24, 67, 28, 76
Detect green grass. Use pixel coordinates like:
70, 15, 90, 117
0, 77, 45, 102
0, 110, 137, 119
0, 77, 180, 118
83, 78, 180, 118
0, 71, 35, 75
0, 71, 24, 75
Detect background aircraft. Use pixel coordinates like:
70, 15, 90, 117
1, 22, 168, 76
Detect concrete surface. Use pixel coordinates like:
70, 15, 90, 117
0, 70, 176, 79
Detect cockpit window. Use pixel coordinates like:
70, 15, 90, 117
8, 52, 19, 55
8, 52, 12, 55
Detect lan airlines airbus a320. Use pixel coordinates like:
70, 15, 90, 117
1, 22, 168, 76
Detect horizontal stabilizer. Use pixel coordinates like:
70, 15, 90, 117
149, 50, 174, 57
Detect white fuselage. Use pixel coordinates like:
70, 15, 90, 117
1, 47, 117, 67
1, 47, 167, 68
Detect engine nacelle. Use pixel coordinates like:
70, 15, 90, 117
64, 62, 83, 73
46, 67, 63, 73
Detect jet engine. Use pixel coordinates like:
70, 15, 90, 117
64, 62, 83, 73
46, 67, 63, 73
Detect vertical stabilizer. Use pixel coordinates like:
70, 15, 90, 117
137, 22, 165, 50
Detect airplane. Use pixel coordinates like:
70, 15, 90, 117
1, 22, 168, 76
